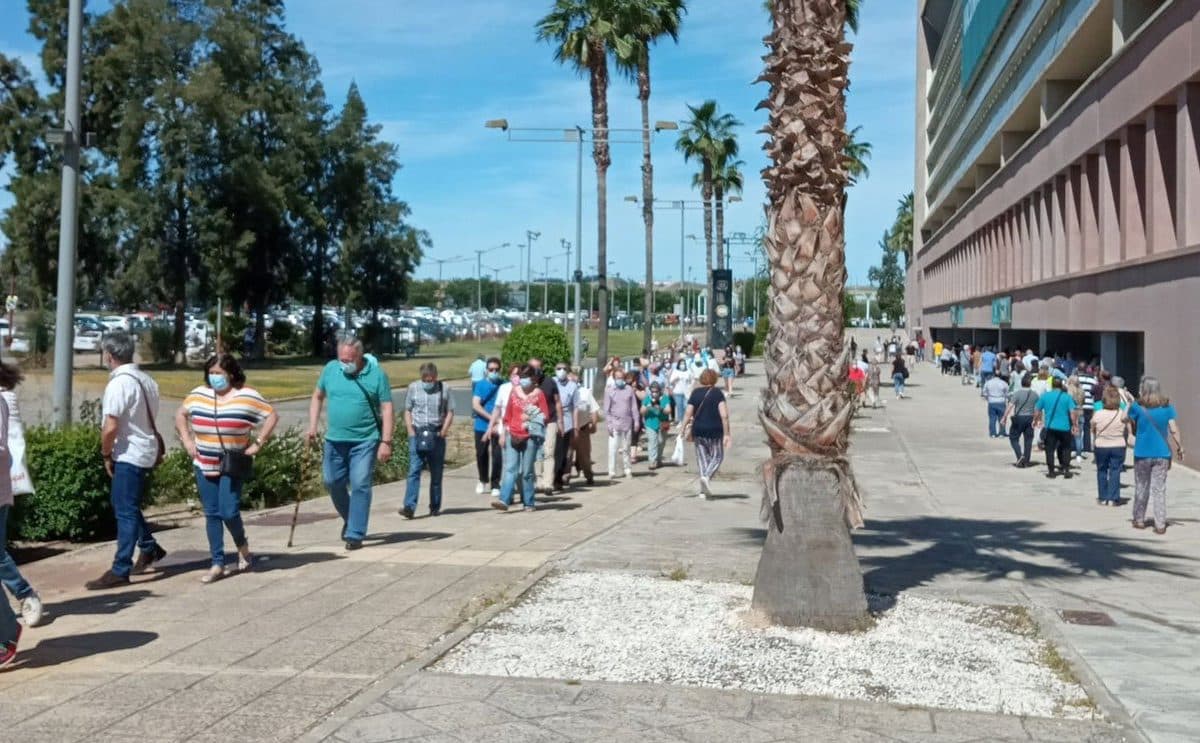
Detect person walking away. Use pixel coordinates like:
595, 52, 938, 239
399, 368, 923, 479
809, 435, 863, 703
979, 346, 997, 385
552, 362, 579, 491
1091, 386, 1129, 507
1077, 363, 1098, 456
176, 354, 278, 582
959, 347, 972, 384
1127, 377, 1185, 533
641, 382, 673, 470
982, 372, 1009, 438
932, 339, 943, 366
848, 363, 866, 405
0, 365, 43, 626
491, 366, 549, 511
87, 331, 168, 589
1066, 374, 1087, 462
528, 358, 562, 494
468, 353, 487, 384
307, 334, 394, 550
568, 369, 597, 485
679, 369, 731, 499
1, 392, 23, 668
402, 363, 453, 519
603, 371, 639, 480
1034, 377, 1078, 479
669, 359, 691, 424
971, 347, 984, 387
865, 357, 883, 409
1002, 374, 1039, 467
471, 358, 503, 498
892, 355, 909, 399
720, 349, 736, 395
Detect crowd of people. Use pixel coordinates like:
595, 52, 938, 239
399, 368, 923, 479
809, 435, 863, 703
938, 343, 1187, 533
1, 331, 744, 669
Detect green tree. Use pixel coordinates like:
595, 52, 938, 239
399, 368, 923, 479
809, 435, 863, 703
538, 0, 631, 392
615, 0, 686, 355
869, 230, 905, 322
887, 191, 914, 268
677, 100, 739, 319
713, 155, 744, 268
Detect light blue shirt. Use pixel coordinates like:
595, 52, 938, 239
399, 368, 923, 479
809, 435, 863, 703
468, 358, 487, 382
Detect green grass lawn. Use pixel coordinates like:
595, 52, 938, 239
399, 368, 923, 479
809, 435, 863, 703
28, 328, 680, 400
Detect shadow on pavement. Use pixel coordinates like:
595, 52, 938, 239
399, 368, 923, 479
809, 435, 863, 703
705, 493, 751, 500
16, 630, 158, 670
433, 507, 492, 516
38, 590, 155, 626
363, 531, 453, 547
853, 517, 1198, 595
532, 502, 583, 511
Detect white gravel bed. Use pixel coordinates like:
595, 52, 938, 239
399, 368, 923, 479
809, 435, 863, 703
435, 571, 1094, 719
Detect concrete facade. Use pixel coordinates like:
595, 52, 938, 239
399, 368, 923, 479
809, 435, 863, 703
912, 0, 1198, 443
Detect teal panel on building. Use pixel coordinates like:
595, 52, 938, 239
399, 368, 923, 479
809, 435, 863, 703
961, 0, 1015, 90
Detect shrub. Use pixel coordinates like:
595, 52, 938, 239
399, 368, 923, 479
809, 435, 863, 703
208, 312, 249, 356
501, 322, 570, 372
147, 448, 197, 507
373, 417, 411, 485
732, 331, 756, 358
147, 324, 176, 363
10, 425, 115, 541
754, 316, 769, 356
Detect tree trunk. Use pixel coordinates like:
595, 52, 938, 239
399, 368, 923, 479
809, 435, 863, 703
701, 166, 713, 342
590, 46, 612, 399
715, 182, 726, 270
752, 0, 867, 629
752, 464, 868, 630
639, 60, 654, 356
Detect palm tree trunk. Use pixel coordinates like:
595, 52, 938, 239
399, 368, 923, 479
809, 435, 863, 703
715, 182, 726, 270
701, 165, 713, 341
639, 60, 654, 355
590, 46, 612, 398
752, 0, 868, 631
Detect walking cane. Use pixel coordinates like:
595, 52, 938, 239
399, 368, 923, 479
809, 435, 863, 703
287, 438, 314, 548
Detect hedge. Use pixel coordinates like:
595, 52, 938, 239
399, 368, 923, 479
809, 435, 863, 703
501, 322, 571, 372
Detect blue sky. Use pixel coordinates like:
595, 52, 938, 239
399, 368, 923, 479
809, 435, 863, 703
0, 0, 915, 288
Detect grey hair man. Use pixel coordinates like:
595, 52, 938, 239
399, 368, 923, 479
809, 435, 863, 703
86, 330, 168, 590
307, 333, 394, 550
400, 362, 453, 518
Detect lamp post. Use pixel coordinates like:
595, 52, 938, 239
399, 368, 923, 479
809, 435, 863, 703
542, 255, 553, 314
475, 242, 509, 313
560, 239, 571, 317
430, 255, 468, 308
524, 229, 540, 317
486, 264, 515, 309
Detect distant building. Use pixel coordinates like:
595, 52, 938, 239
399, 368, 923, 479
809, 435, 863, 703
912, 0, 1198, 436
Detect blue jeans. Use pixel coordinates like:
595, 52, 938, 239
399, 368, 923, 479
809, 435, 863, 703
987, 402, 1006, 437
324, 440, 379, 542
500, 436, 541, 508
892, 373, 905, 396
404, 435, 446, 514
0, 505, 33, 601
1094, 446, 1125, 503
111, 462, 159, 577
194, 468, 248, 568
0, 506, 16, 643
672, 394, 686, 424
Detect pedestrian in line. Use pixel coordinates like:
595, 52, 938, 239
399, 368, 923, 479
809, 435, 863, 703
1076, 363, 1098, 456
917, 335, 927, 362
176, 354, 277, 583
865, 356, 883, 409
1, 390, 23, 668
604, 370, 639, 480
1090, 385, 1129, 507
932, 339, 943, 366
528, 358, 562, 494
492, 365, 549, 512
958, 346, 972, 385
979, 346, 997, 385
0, 364, 43, 627
641, 381, 673, 470
1002, 373, 1039, 467
402, 363, 453, 519
472, 357, 504, 498
552, 362, 579, 491
467, 353, 487, 383
87, 331, 168, 590
307, 334, 394, 550
1034, 377, 1078, 479
1066, 373, 1087, 461
679, 369, 731, 499
568, 369, 597, 485
981, 372, 1010, 438
669, 358, 691, 424
891, 354, 909, 399
1127, 377, 1185, 534
488, 363, 523, 498
720, 347, 736, 395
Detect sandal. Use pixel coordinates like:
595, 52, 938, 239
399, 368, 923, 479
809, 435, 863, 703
1132, 521, 1147, 530
1153, 527, 1167, 535
237, 553, 253, 573
200, 565, 226, 584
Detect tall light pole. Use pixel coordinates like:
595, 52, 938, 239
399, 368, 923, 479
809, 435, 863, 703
51, 0, 84, 427
430, 255, 467, 309
541, 255, 553, 314
560, 239, 571, 317
475, 242, 509, 313
524, 229, 540, 317
486, 264, 515, 309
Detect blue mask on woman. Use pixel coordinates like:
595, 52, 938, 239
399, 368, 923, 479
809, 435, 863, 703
519, 378, 534, 390
615, 379, 627, 389
208, 374, 230, 392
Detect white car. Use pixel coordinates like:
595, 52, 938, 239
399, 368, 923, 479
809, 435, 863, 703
73, 315, 106, 352
100, 315, 129, 331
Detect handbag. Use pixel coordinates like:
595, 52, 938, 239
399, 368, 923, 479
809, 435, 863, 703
214, 394, 255, 481
116, 374, 165, 468
411, 382, 448, 455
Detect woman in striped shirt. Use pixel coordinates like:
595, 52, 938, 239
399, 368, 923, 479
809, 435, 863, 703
175, 354, 278, 583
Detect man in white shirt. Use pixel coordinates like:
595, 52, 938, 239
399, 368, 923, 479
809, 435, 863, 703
568, 369, 596, 485
87, 331, 167, 590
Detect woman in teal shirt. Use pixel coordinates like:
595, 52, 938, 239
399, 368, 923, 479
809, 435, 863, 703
1034, 377, 1078, 479
1127, 377, 1185, 534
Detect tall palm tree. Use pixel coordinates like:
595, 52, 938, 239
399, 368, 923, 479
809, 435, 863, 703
888, 191, 914, 267
713, 155, 744, 269
841, 124, 872, 218
752, 0, 868, 630
616, 0, 686, 355
763, 0, 860, 31
677, 100, 739, 327
537, 0, 630, 388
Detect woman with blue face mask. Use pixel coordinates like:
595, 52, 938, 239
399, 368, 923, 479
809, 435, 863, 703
492, 366, 550, 512
176, 355, 279, 583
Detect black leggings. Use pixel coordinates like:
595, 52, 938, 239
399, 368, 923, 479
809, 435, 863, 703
473, 430, 502, 489
553, 429, 575, 487
1044, 428, 1072, 474
1008, 415, 1034, 463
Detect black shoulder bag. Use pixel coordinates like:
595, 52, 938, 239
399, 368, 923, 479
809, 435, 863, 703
214, 393, 255, 481
413, 383, 447, 455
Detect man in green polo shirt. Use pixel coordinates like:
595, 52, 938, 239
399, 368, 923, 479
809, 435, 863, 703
306, 334, 394, 550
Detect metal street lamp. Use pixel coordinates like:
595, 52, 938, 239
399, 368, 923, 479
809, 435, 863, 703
476, 242, 510, 314
560, 239, 571, 316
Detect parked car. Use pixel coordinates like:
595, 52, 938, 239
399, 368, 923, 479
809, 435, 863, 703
73, 314, 106, 352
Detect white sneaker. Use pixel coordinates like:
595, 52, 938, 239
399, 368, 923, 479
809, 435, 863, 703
490, 488, 500, 498
699, 476, 712, 496
624, 469, 633, 479
21, 592, 43, 627
475, 482, 486, 495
